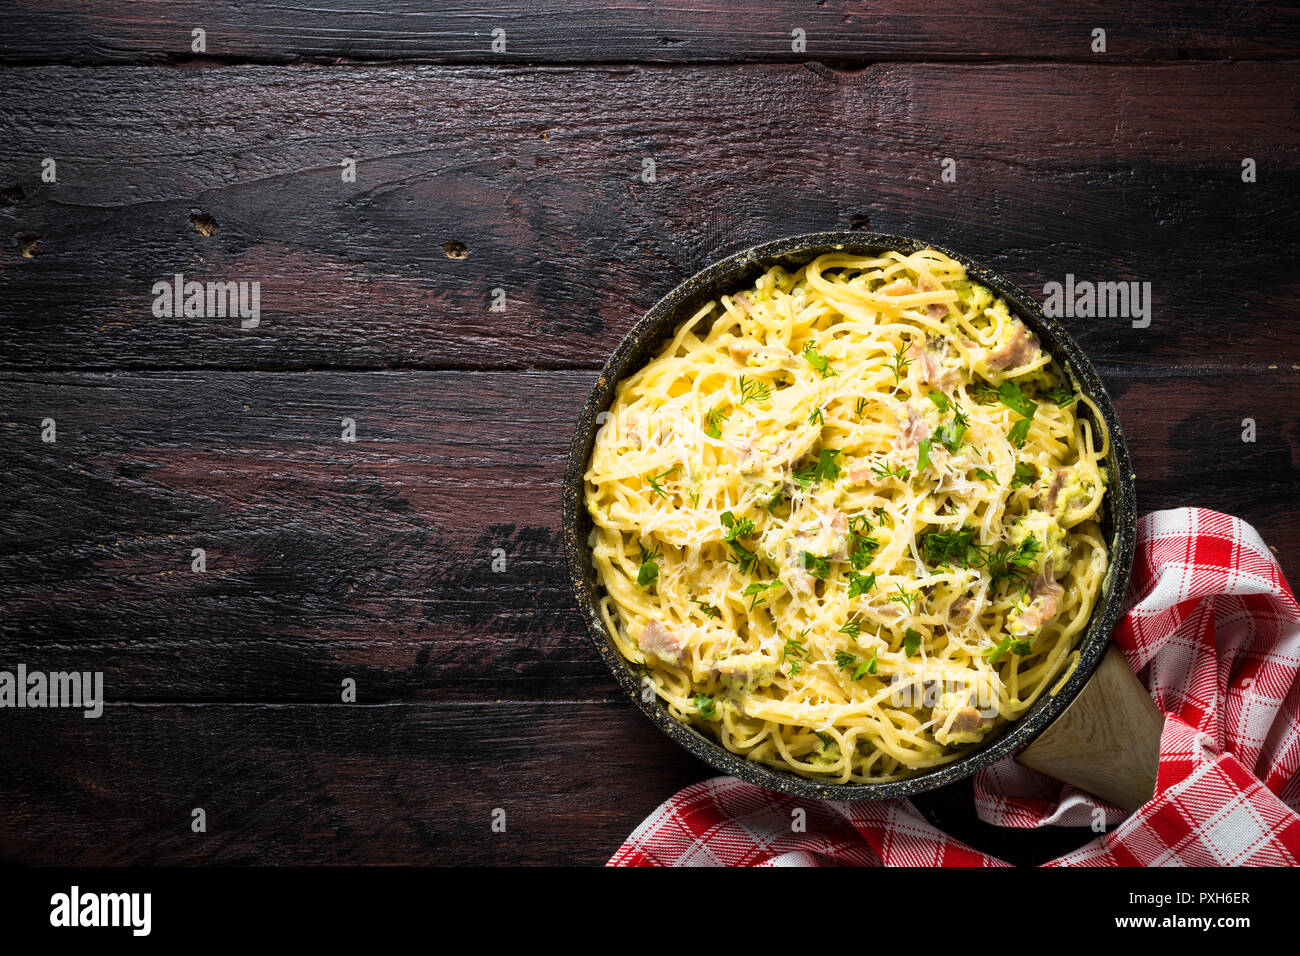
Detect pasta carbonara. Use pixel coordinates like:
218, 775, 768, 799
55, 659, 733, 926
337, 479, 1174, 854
584, 248, 1108, 782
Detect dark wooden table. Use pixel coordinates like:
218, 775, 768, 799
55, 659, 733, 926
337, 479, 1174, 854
2, 3, 1298, 866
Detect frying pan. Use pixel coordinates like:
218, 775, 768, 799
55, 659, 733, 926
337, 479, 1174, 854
562, 232, 1152, 807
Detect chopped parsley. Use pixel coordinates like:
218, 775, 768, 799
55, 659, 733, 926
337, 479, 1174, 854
997, 380, 1037, 417
927, 390, 949, 412
1011, 462, 1038, 489
693, 693, 718, 719
985, 535, 1045, 587
917, 437, 933, 470
726, 540, 761, 575
847, 523, 879, 570
720, 509, 764, 574
919, 527, 1044, 588
936, 415, 967, 453
998, 381, 1038, 448
974, 467, 997, 483
795, 448, 842, 487
802, 341, 838, 379
1045, 387, 1077, 408
813, 448, 842, 482
742, 579, 782, 611
871, 459, 911, 481
765, 487, 785, 513
987, 635, 1035, 666
920, 527, 981, 568
800, 551, 831, 580
636, 545, 660, 588
847, 571, 877, 598
852, 653, 875, 681
903, 627, 923, 657
720, 510, 755, 541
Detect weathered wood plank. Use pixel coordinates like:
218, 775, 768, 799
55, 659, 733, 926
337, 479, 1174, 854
3, 1, 1298, 64
2, 63, 1297, 371
0, 701, 710, 865
1, 367, 1296, 703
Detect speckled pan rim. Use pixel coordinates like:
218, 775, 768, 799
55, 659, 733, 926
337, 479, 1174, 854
562, 232, 1137, 801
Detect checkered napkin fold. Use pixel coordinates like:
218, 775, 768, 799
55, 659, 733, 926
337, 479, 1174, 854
609, 509, 1300, 866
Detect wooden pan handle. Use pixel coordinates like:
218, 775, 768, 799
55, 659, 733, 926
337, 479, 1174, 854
1016, 644, 1164, 812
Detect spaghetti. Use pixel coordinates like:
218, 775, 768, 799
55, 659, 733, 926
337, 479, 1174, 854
584, 248, 1108, 782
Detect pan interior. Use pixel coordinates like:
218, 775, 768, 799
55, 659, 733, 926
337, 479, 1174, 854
563, 232, 1136, 801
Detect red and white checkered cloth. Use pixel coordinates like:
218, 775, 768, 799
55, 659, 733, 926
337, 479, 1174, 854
610, 509, 1300, 866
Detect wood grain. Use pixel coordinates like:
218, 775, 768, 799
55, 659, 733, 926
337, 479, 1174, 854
4, 2, 1298, 65
3, 12, 1299, 866
2, 367, 1295, 704
2, 63, 1297, 371
1018, 645, 1165, 810
0, 701, 710, 865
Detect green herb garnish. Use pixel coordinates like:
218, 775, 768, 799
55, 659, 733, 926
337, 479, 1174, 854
692, 599, 721, 619
636, 545, 660, 588
742, 579, 782, 611
917, 437, 933, 470
726, 540, 761, 575
998, 381, 1038, 448
720, 510, 755, 541
800, 551, 831, 580
852, 653, 875, 681
795, 448, 842, 488
890, 584, 919, 614
738, 375, 771, 406
920, 527, 981, 568
803, 341, 838, 379
646, 465, 679, 500
847, 571, 877, 598
703, 406, 728, 439
1011, 462, 1037, 489
986, 635, 1032, 666
888, 344, 913, 385
871, 459, 911, 481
